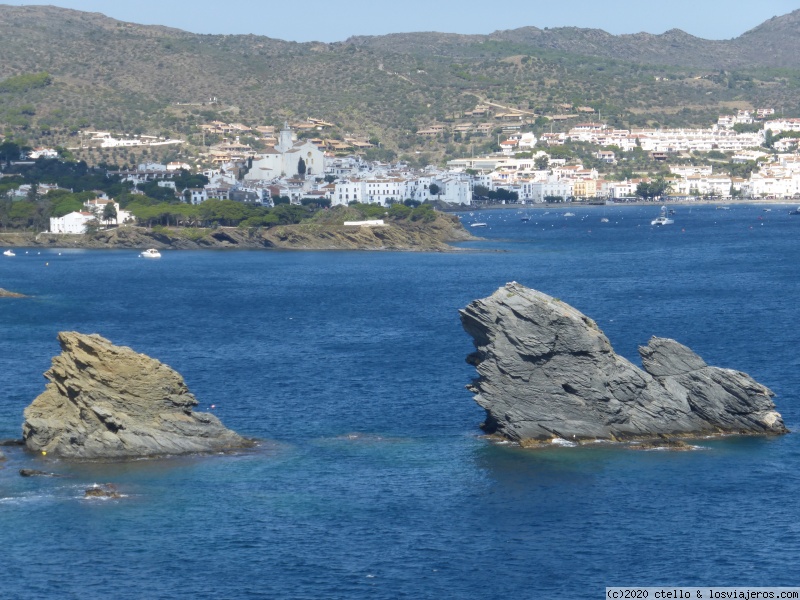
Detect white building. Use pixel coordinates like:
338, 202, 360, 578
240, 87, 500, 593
333, 180, 364, 205
50, 211, 95, 234
246, 123, 325, 181
333, 174, 472, 207
431, 176, 472, 205
363, 178, 406, 205
187, 188, 209, 205
520, 180, 573, 203
83, 199, 132, 225
741, 173, 800, 198
28, 148, 59, 159
603, 180, 637, 200
674, 175, 733, 197
764, 118, 800, 134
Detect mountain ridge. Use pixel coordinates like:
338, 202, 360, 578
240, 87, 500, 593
1, 5, 799, 160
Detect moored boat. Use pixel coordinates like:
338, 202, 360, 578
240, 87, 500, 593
140, 248, 161, 258
651, 206, 674, 226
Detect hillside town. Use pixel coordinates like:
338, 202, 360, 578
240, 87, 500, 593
3, 110, 800, 235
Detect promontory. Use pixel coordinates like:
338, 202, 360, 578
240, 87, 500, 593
22, 332, 252, 459
0, 208, 472, 252
460, 283, 787, 444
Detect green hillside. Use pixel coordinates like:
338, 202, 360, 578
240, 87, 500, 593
1, 5, 799, 165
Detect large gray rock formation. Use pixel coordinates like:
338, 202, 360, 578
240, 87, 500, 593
460, 283, 787, 444
23, 332, 252, 459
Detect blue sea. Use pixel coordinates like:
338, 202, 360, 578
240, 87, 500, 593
1, 204, 799, 599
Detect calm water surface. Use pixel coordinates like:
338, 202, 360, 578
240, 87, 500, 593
1, 204, 798, 599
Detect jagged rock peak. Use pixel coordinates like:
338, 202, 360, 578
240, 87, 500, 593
23, 332, 252, 459
460, 283, 786, 445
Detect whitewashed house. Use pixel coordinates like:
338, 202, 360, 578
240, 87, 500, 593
187, 188, 209, 205
430, 177, 472, 205
333, 180, 364, 205
50, 211, 95, 234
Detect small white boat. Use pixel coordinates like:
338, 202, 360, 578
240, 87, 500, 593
470, 222, 488, 228
3, 249, 15, 257
651, 216, 674, 226
564, 212, 575, 217
600, 217, 609, 223
651, 206, 674, 226
140, 248, 161, 258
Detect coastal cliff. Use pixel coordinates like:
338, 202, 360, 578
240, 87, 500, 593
0, 213, 472, 252
22, 332, 252, 459
460, 283, 787, 444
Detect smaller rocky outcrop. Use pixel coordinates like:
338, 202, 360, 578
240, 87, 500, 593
460, 283, 787, 444
19, 469, 62, 477
84, 484, 121, 499
23, 332, 253, 459
0, 288, 27, 298
628, 439, 694, 451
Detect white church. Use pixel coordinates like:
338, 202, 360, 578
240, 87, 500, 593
245, 123, 325, 181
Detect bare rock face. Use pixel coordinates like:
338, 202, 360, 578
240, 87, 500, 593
23, 332, 252, 459
460, 283, 787, 444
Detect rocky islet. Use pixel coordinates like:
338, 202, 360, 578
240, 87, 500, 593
460, 282, 787, 444
22, 332, 253, 459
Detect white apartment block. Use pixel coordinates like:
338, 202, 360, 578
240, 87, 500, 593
518, 180, 574, 203
635, 129, 762, 153
333, 175, 472, 206
764, 118, 800, 134
604, 180, 637, 199
741, 173, 800, 198
670, 165, 713, 177
673, 175, 733, 197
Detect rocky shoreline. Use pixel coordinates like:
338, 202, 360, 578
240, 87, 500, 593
0, 213, 474, 252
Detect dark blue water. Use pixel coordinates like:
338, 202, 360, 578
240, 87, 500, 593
1, 204, 799, 599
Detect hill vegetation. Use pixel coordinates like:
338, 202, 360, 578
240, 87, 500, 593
1, 6, 799, 164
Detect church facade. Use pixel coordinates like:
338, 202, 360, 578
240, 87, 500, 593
245, 124, 325, 182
